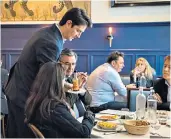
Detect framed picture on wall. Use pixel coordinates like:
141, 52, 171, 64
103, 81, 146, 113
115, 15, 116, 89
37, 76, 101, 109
1, 0, 91, 24
111, 0, 170, 7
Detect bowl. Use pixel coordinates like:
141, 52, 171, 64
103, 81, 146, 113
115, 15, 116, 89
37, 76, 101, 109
123, 120, 150, 135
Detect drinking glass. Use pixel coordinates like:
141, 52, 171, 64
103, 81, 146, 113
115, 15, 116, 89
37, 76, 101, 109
148, 111, 161, 134
150, 118, 161, 134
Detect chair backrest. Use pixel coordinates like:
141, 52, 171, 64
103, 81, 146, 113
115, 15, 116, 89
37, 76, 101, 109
28, 123, 45, 139
129, 90, 151, 112
121, 75, 130, 86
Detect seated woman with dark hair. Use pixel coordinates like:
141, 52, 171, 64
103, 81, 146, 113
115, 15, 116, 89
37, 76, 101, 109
130, 57, 156, 88
153, 55, 171, 111
24, 62, 95, 138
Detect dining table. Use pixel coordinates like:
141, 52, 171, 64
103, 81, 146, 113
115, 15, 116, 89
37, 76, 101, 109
83, 109, 171, 139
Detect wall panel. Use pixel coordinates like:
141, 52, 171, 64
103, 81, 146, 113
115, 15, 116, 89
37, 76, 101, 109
1, 22, 170, 76
1, 49, 169, 77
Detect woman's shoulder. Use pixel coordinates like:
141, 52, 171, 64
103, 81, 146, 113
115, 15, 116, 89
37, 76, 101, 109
154, 78, 165, 87
50, 100, 69, 113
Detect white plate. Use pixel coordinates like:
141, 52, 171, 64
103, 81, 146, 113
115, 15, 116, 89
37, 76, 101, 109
166, 120, 171, 127
100, 109, 135, 116
67, 88, 86, 94
93, 124, 125, 132
95, 114, 120, 121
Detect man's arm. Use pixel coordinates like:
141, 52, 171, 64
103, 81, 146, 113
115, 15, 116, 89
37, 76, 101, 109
79, 90, 92, 106
108, 71, 127, 97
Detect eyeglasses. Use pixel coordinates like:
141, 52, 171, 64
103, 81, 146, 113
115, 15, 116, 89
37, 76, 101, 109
59, 61, 76, 67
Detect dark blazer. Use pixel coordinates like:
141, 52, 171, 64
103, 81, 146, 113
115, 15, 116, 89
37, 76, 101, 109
30, 101, 94, 138
154, 78, 170, 110
5, 24, 63, 108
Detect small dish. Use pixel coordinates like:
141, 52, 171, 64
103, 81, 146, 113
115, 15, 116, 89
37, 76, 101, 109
93, 122, 124, 132
67, 88, 86, 94
166, 120, 171, 127
96, 114, 120, 121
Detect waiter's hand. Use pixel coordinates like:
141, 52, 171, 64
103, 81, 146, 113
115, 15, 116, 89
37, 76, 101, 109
64, 81, 73, 91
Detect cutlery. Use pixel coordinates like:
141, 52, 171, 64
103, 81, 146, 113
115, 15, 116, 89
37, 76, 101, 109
103, 132, 117, 135
103, 127, 125, 135
150, 132, 162, 137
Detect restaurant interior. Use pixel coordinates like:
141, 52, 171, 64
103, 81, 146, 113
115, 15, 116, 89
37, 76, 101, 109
1, 0, 170, 138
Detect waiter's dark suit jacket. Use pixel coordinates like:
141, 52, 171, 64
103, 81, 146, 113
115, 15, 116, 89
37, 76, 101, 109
154, 78, 170, 110
5, 24, 63, 108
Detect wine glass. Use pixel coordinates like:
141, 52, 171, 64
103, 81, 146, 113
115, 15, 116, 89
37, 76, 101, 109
148, 112, 161, 135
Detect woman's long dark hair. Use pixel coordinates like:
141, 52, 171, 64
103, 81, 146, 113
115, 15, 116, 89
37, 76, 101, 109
25, 62, 66, 123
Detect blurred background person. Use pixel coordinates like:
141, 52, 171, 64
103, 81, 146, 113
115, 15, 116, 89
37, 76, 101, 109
1, 59, 9, 94
1, 59, 9, 136
24, 62, 95, 138
153, 55, 170, 110
58, 48, 92, 118
130, 57, 156, 88
86, 51, 135, 113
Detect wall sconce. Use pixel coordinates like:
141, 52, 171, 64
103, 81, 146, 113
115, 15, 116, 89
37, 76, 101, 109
107, 27, 113, 47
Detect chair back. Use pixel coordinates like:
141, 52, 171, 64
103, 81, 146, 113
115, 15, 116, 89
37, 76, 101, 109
28, 123, 45, 138
121, 75, 130, 85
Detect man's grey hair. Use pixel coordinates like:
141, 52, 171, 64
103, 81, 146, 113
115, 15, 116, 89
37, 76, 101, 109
58, 48, 78, 61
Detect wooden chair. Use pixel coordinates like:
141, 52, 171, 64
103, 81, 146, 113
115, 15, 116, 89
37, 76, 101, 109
28, 123, 45, 138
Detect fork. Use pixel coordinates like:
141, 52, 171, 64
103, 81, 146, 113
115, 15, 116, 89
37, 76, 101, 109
103, 127, 124, 135
150, 132, 162, 137
103, 131, 117, 135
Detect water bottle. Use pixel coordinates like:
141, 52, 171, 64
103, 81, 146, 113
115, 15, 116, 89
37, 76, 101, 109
136, 87, 146, 119
140, 73, 146, 88
147, 87, 157, 121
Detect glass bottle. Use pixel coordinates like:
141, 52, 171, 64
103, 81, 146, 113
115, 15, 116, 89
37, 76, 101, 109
140, 73, 147, 88
147, 87, 157, 121
73, 70, 79, 91
136, 87, 146, 119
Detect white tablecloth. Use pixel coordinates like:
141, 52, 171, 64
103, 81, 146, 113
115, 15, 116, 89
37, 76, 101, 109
91, 125, 171, 138
90, 109, 171, 138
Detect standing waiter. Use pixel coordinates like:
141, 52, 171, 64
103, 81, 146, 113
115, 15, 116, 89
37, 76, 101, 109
5, 7, 92, 138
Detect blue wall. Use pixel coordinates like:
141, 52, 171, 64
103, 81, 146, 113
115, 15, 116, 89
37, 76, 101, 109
1, 22, 170, 76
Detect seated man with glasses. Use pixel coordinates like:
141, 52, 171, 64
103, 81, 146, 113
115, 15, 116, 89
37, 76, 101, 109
58, 48, 92, 118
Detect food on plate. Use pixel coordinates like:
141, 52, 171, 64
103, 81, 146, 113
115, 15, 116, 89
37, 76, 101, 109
133, 120, 150, 126
157, 110, 168, 115
99, 115, 119, 120
97, 121, 117, 129
157, 110, 168, 118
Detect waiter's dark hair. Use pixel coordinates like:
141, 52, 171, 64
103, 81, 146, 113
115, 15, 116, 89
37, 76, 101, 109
59, 8, 92, 28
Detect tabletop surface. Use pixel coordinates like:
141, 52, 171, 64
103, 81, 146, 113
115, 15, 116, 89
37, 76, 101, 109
90, 109, 171, 139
